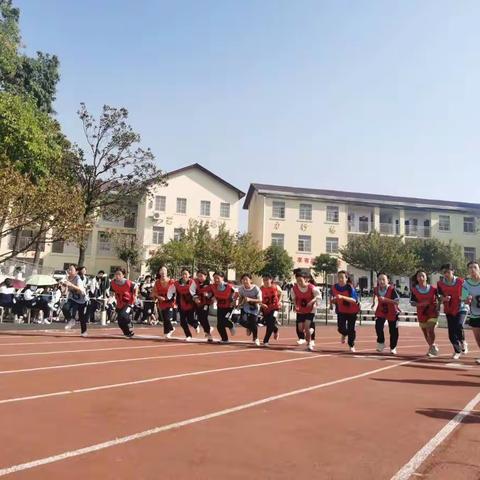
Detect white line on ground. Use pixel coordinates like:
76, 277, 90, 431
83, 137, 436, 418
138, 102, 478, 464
0, 357, 416, 476
390, 391, 480, 480
0, 339, 137, 347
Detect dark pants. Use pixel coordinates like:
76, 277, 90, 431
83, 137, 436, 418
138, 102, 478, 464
446, 312, 467, 353
196, 306, 211, 334
179, 309, 195, 338
87, 300, 99, 323
159, 308, 174, 335
239, 312, 258, 340
141, 300, 155, 323
62, 299, 87, 333
296, 319, 316, 340
263, 311, 279, 343
375, 318, 399, 349
116, 306, 134, 336
217, 308, 234, 342
337, 313, 357, 347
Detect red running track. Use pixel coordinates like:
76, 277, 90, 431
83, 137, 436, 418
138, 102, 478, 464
0, 324, 478, 480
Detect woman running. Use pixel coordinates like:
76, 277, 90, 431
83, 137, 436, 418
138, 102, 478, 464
461, 261, 480, 365
437, 263, 468, 359
109, 267, 136, 338
238, 274, 262, 346
193, 269, 214, 342
260, 274, 282, 346
292, 269, 320, 351
371, 273, 400, 355
210, 271, 236, 343
410, 269, 439, 357
330, 271, 360, 352
174, 268, 198, 341
152, 267, 176, 338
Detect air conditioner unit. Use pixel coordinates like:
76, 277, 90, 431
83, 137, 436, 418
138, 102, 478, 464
153, 212, 161, 221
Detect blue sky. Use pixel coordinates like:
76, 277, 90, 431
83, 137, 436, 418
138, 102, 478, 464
16, 0, 480, 215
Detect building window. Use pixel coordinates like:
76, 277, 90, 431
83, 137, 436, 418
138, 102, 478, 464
464, 247, 476, 263
220, 202, 230, 218
51, 239, 64, 254
298, 235, 311, 252
97, 232, 112, 254
152, 226, 165, 245
271, 233, 285, 248
326, 237, 339, 254
200, 200, 211, 216
299, 203, 312, 221
272, 201, 285, 219
326, 205, 339, 223
438, 215, 450, 232
124, 213, 136, 229
176, 198, 187, 214
173, 228, 185, 241
154, 196, 166, 212
464, 216, 475, 233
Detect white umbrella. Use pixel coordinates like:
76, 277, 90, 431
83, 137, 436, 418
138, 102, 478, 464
25, 274, 58, 286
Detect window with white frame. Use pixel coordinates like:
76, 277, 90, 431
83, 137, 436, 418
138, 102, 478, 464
438, 215, 450, 232
152, 226, 165, 245
271, 233, 285, 248
326, 205, 339, 223
464, 216, 475, 233
176, 198, 187, 214
326, 237, 339, 254
154, 195, 166, 212
200, 200, 211, 216
299, 203, 312, 221
298, 235, 311, 252
220, 202, 230, 218
464, 247, 476, 263
173, 228, 185, 241
272, 201, 285, 219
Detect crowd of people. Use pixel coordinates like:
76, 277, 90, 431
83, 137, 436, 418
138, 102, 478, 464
1, 261, 480, 364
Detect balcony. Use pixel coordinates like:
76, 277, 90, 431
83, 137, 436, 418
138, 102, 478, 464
379, 223, 400, 235
348, 220, 370, 233
405, 225, 431, 238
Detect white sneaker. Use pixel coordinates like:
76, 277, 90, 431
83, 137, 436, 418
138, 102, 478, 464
254, 338, 260, 347
166, 328, 175, 339
476, 358, 480, 365
81, 332, 88, 338
186, 337, 193, 342
462, 341, 469, 354
263, 342, 269, 347
376, 343, 385, 353
273, 331, 279, 340
390, 348, 397, 355
308, 341, 315, 352
432, 344, 439, 355
427, 346, 438, 357
309, 328, 314, 335
195, 325, 200, 334
341, 335, 346, 344
230, 324, 236, 336
65, 320, 75, 330
297, 339, 307, 345
452, 352, 461, 360
350, 346, 356, 353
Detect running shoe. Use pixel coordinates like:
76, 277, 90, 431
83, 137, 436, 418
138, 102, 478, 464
126, 332, 135, 338
186, 336, 193, 342
390, 348, 397, 355
81, 332, 88, 338
254, 338, 260, 346
309, 328, 314, 335
432, 344, 440, 355
452, 352, 461, 360
308, 341, 315, 352
462, 341, 469, 354
476, 358, 480, 365
263, 342, 270, 347
65, 319, 75, 330
350, 346, 356, 353
166, 328, 175, 339
297, 339, 307, 345
376, 342, 385, 353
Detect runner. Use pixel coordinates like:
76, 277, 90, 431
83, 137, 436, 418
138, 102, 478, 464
292, 269, 320, 351
410, 269, 439, 357
371, 273, 400, 355
62, 264, 88, 337
437, 263, 468, 359
174, 268, 198, 341
193, 269, 214, 342
210, 271, 236, 343
238, 274, 263, 347
260, 274, 282, 346
461, 261, 480, 365
152, 267, 176, 338
330, 271, 360, 352
109, 267, 136, 338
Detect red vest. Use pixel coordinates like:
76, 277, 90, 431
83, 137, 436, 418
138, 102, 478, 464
293, 284, 315, 314
374, 285, 399, 321
153, 279, 175, 310
211, 283, 234, 309
174, 279, 195, 311
195, 280, 213, 307
437, 278, 464, 316
260, 286, 280, 313
332, 284, 360, 315
110, 280, 136, 310
412, 285, 438, 322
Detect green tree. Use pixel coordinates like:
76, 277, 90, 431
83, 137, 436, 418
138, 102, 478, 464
257, 245, 293, 280
313, 254, 339, 283
339, 231, 418, 286
110, 232, 143, 279
233, 232, 265, 278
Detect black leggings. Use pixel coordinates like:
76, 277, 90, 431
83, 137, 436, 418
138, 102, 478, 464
196, 306, 211, 334
375, 318, 399, 349
263, 311, 279, 343
116, 306, 134, 336
62, 299, 88, 333
239, 312, 258, 340
446, 312, 467, 353
337, 313, 357, 347
159, 308, 174, 335
179, 309, 196, 338
217, 308, 234, 342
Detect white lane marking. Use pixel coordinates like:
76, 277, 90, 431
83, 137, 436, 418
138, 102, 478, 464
391, 391, 480, 480
0, 358, 415, 476
0, 354, 329, 405
0, 339, 135, 347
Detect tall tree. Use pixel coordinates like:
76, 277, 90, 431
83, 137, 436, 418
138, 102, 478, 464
72, 103, 166, 266
257, 245, 293, 280
233, 232, 265, 278
110, 232, 143, 279
312, 254, 339, 282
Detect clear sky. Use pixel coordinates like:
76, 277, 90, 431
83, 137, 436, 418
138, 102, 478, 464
15, 0, 480, 215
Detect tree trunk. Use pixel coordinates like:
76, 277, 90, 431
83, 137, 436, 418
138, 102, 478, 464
32, 242, 42, 274
77, 245, 86, 268
11, 227, 21, 257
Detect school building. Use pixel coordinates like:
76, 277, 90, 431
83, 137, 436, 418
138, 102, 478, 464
243, 183, 480, 289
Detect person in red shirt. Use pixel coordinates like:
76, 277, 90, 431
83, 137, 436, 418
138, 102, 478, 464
210, 271, 237, 343
193, 269, 214, 342
152, 266, 176, 338
260, 274, 282, 346
410, 269, 439, 357
109, 267, 136, 338
174, 268, 198, 341
371, 273, 400, 355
